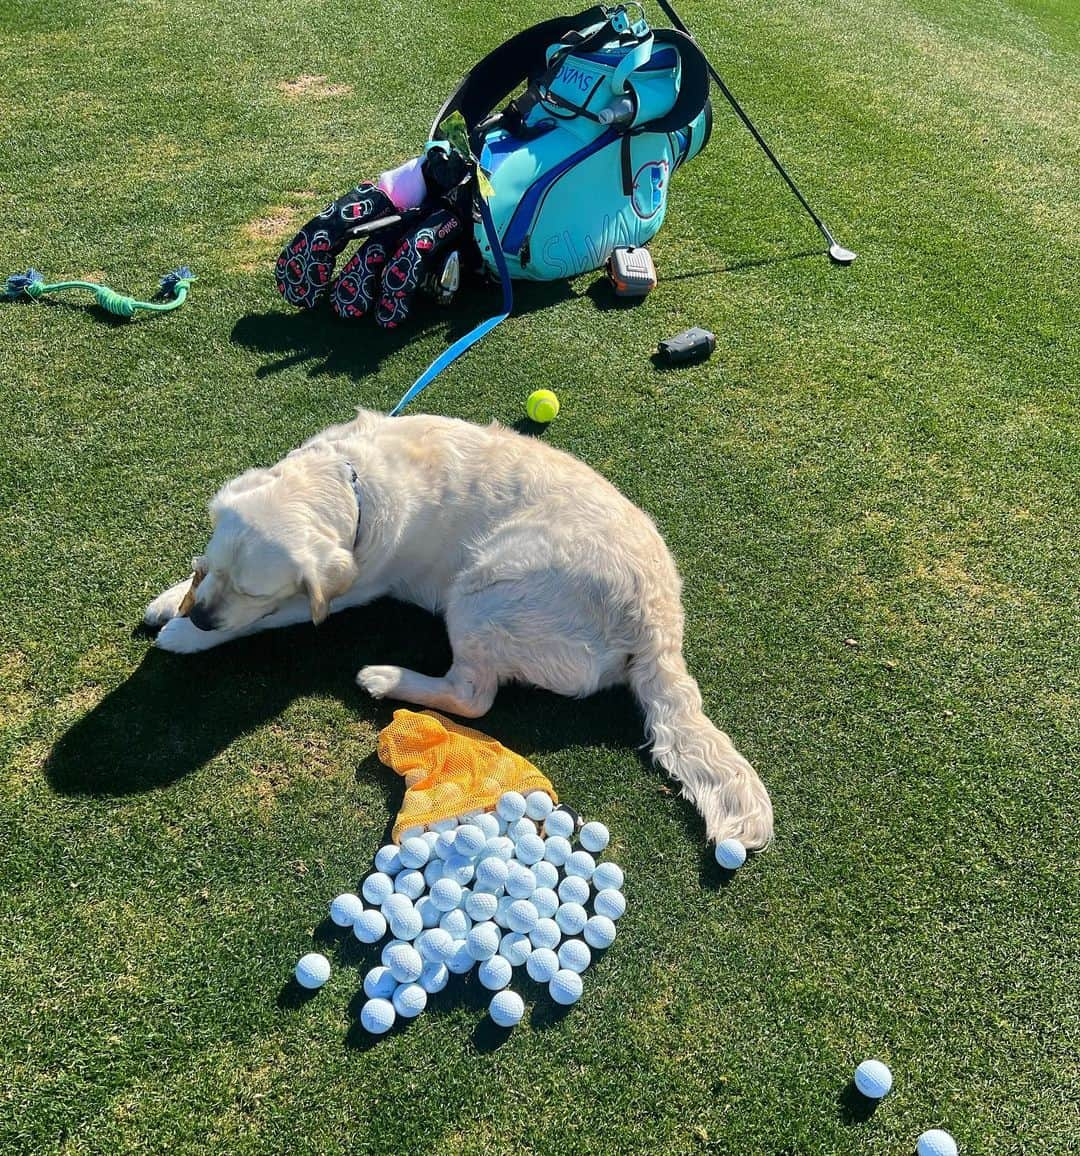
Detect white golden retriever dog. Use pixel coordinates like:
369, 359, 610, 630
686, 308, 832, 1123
146, 409, 773, 849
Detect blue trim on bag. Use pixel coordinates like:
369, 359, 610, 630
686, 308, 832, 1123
574, 47, 678, 70
388, 196, 512, 417
501, 127, 618, 255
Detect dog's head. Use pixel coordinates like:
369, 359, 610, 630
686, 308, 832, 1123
184, 450, 360, 633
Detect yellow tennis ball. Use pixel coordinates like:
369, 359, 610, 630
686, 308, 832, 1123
526, 389, 560, 423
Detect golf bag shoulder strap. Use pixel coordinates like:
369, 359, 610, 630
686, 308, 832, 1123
633, 28, 710, 133
428, 6, 608, 136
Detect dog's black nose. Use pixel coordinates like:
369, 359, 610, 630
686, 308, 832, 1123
187, 604, 217, 631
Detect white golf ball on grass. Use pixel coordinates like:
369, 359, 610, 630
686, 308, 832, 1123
591, 862, 623, 893
854, 1059, 893, 1099
399, 835, 430, 869
329, 892, 364, 927
557, 875, 590, 907
525, 947, 560, 984
362, 872, 395, 907
467, 921, 501, 961
294, 952, 331, 990
542, 835, 573, 867
714, 838, 747, 870
419, 961, 450, 994
489, 989, 525, 1027
564, 850, 596, 880
363, 965, 397, 1000
478, 954, 513, 991
529, 918, 561, 952
543, 808, 575, 840
549, 968, 584, 1005
579, 821, 610, 853
583, 915, 617, 950
532, 860, 559, 891
525, 790, 554, 821
496, 791, 527, 823
557, 938, 592, 974
385, 943, 423, 983
392, 982, 428, 1018
360, 997, 396, 1034
373, 844, 401, 875
917, 1131, 958, 1156
593, 889, 626, 921
352, 909, 388, 945
507, 900, 540, 935
554, 902, 588, 936
499, 931, 533, 967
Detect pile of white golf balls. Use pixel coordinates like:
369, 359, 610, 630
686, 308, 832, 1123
299, 791, 625, 1035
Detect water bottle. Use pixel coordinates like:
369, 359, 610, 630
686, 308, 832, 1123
597, 96, 635, 126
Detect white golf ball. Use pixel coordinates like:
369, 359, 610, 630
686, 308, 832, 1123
489, 989, 525, 1027
854, 1059, 893, 1099
422, 858, 445, 888
579, 821, 610, 853
583, 914, 617, 950
419, 961, 449, 994
543, 808, 575, 840
591, 862, 624, 892
381, 893, 414, 924
542, 835, 573, 867
422, 830, 440, 852
499, 931, 533, 967
594, 889, 626, 921
475, 812, 501, 839
294, 952, 330, 990
496, 791, 527, 823
394, 869, 426, 900
417, 927, 455, 963
415, 895, 441, 929
529, 918, 561, 951
532, 860, 559, 891
374, 844, 402, 875
380, 937, 407, 967
329, 892, 365, 927
532, 887, 559, 919
360, 997, 396, 1034
399, 835, 430, 869
555, 902, 588, 936
467, 921, 501, 961
392, 909, 425, 944
361, 872, 395, 906
392, 981, 428, 1018
352, 909, 388, 945
434, 830, 458, 860
363, 965, 397, 1000
508, 816, 538, 843
430, 878, 463, 912
454, 824, 486, 858
439, 908, 472, 939
465, 890, 499, 923
478, 954, 513, 991
565, 850, 596, 880
525, 946, 560, 983
525, 791, 554, 821
473, 855, 509, 893
493, 895, 514, 929
558, 875, 590, 906
549, 968, 584, 1005
385, 942, 423, 983
445, 940, 475, 975
507, 899, 540, 934
515, 833, 546, 865
442, 854, 475, 886
557, 938, 592, 974
505, 862, 537, 899
484, 836, 515, 861
714, 838, 747, 870
917, 1130, 958, 1156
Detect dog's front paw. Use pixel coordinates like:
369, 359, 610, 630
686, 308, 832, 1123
356, 665, 403, 699
144, 578, 194, 629
155, 616, 222, 654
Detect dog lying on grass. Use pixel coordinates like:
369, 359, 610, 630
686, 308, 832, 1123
145, 409, 773, 849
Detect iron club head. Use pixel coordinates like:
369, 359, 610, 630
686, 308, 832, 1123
828, 242, 857, 265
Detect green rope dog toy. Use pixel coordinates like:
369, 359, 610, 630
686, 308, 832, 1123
2, 266, 195, 318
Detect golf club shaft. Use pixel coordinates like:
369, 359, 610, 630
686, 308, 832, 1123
656, 0, 842, 249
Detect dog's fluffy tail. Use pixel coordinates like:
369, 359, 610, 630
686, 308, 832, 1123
628, 638, 773, 850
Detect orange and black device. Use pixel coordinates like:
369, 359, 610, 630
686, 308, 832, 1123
606, 246, 658, 297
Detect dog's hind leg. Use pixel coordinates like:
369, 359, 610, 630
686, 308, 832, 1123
357, 661, 497, 719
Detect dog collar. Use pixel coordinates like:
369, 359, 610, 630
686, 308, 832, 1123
346, 461, 363, 548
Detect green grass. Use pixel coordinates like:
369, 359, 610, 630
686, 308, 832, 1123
1, 0, 1077, 1151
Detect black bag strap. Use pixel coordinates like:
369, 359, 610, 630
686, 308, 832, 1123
428, 7, 608, 139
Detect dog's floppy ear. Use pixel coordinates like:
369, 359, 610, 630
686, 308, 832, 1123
301, 545, 358, 626
177, 556, 208, 617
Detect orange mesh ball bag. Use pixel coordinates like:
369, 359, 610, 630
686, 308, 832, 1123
378, 709, 557, 843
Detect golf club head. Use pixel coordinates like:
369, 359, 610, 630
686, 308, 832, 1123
828, 242, 857, 265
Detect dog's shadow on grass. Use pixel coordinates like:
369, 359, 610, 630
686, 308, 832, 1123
230, 280, 579, 382
46, 598, 646, 800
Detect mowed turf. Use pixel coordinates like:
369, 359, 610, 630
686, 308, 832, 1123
0, 0, 1076, 1151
